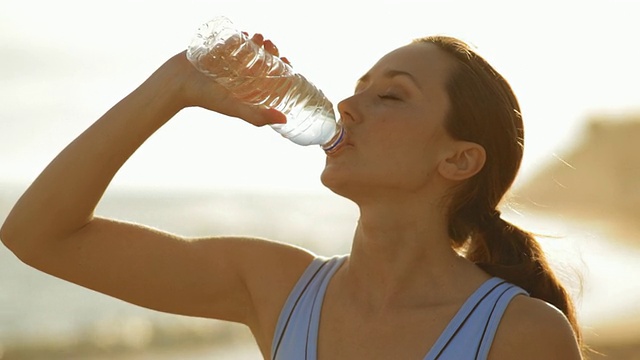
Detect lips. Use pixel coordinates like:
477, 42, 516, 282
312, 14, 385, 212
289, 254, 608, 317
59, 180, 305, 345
325, 130, 352, 157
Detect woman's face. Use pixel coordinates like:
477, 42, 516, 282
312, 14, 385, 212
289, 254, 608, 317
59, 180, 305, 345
321, 42, 457, 199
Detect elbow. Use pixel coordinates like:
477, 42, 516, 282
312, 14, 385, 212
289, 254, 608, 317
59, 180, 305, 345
0, 219, 16, 252
0, 217, 42, 265
1, 213, 89, 267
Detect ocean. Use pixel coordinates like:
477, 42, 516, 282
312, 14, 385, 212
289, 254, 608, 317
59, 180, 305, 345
1, 184, 639, 359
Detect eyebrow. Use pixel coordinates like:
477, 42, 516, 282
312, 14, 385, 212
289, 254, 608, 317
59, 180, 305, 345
356, 69, 422, 90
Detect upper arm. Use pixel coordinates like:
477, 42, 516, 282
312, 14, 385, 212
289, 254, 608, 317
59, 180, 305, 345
489, 296, 583, 360
18, 216, 315, 327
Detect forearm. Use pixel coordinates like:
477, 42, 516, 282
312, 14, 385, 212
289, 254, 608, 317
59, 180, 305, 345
1, 60, 184, 254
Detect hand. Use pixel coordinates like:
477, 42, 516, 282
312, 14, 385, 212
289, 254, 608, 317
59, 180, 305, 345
164, 33, 289, 127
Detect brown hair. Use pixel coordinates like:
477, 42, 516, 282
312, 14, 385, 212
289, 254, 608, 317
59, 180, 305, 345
414, 36, 582, 347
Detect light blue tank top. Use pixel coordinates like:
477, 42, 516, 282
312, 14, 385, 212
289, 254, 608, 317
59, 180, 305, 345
271, 255, 529, 360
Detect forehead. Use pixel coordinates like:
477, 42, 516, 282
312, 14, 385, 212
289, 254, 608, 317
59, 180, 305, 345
367, 42, 453, 89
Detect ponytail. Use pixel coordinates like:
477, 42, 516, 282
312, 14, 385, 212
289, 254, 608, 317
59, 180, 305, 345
467, 214, 582, 345
447, 203, 583, 347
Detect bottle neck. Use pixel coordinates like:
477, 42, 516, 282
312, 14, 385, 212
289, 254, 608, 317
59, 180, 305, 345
322, 124, 345, 154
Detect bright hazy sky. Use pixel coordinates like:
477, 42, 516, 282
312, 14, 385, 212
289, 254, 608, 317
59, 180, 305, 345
1, 0, 638, 193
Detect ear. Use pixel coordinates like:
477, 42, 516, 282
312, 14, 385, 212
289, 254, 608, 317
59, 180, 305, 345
438, 142, 486, 181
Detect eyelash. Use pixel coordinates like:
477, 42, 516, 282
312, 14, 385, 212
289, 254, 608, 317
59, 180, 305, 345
379, 94, 401, 101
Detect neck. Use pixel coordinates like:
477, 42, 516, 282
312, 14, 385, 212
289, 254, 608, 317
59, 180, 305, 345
340, 192, 484, 310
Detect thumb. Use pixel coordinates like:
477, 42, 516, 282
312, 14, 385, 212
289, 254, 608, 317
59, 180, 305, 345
262, 108, 287, 125
240, 107, 287, 127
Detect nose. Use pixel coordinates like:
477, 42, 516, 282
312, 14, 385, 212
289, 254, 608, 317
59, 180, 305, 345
337, 94, 361, 126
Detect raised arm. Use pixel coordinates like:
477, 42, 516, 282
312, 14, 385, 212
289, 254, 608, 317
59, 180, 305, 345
0, 45, 314, 354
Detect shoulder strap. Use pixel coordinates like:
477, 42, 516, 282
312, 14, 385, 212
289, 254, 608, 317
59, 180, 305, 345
271, 258, 328, 359
474, 284, 528, 358
427, 279, 507, 359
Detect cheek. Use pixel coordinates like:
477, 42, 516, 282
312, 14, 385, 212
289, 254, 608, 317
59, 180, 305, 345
388, 153, 437, 186
356, 141, 435, 189
381, 134, 443, 182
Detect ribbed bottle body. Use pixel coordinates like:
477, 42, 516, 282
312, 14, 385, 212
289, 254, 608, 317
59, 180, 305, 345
187, 17, 343, 149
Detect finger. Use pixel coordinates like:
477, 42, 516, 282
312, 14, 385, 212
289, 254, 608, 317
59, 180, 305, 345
250, 33, 264, 46
262, 108, 287, 125
238, 106, 287, 127
263, 39, 280, 57
280, 57, 291, 66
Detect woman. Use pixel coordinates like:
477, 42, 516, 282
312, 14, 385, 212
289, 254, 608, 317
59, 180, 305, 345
1, 32, 583, 359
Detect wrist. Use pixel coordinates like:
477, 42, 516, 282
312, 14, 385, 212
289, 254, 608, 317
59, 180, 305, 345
138, 54, 191, 118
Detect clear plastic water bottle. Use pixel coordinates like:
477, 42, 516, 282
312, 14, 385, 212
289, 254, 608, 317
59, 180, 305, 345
186, 16, 344, 153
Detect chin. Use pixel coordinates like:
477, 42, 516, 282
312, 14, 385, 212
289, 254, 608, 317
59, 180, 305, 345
321, 166, 354, 197
321, 167, 373, 203
320, 167, 341, 191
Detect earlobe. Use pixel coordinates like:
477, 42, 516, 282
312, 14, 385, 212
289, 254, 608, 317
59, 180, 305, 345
438, 142, 486, 181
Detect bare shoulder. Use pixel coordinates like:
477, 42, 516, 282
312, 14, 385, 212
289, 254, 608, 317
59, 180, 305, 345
489, 295, 583, 359
228, 236, 316, 350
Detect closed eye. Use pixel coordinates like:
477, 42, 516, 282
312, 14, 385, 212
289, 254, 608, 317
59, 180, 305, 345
378, 95, 402, 101
379, 94, 401, 101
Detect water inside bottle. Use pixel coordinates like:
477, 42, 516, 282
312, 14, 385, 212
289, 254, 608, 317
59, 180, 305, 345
216, 73, 339, 146
187, 16, 344, 150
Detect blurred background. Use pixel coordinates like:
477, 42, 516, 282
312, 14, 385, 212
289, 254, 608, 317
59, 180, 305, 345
1, 0, 638, 358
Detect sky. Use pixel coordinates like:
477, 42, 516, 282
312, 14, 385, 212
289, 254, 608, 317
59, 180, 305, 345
1, 0, 639, 194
